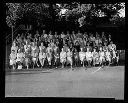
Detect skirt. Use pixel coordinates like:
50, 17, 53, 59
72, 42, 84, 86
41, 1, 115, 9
39, 53, 46, 58
10, 59, 16, 65
60, 58, 66, 63
67, 57, 72, 63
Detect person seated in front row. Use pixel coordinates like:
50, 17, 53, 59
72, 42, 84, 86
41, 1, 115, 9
9, 50, 17, 70
60, 48, 67, 68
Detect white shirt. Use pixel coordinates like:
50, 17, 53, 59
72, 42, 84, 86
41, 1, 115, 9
46, 46, 52, 53
17, 52, 24, 61
86, 52, 92, 58
67, 51, 72, 57
61, 34, 66, 39
60, 51, 66, 59
99, 51, 105, 57
24, 45, 30, 53
79, 51, 86, 58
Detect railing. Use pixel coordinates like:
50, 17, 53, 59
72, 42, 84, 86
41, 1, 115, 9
6, 26, 20, 43
6, 25, 31, 44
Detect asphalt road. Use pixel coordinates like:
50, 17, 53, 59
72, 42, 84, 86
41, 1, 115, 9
5, 66, 124, 99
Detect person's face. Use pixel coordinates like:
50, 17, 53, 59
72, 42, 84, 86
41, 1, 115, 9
33, 42, 34, 46
12, 50, 15, 54
49, 31, 51, 34
26, 41, 28, 45
18, 49, 20, 53
13, 42, 16, 46
43, 30, 45, 34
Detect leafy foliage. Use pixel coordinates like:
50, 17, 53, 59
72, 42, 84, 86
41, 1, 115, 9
6, 3, 125, 28
55, 2, 125, 27
6, 3, 21, 27
6, 3, 51, 28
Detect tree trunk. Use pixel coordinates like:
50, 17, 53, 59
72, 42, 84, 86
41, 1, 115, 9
49, 3, 55, 30
12, 26, 13, 43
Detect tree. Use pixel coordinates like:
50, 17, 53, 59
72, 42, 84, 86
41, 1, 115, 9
6, 3, 22, 42
6, 3, 125, 32
6, 3, 52, 29
6, 3, 21, 27
54, 2, 125, 27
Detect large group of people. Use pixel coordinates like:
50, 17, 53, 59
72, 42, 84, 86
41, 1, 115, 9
9, 30, 120, 70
